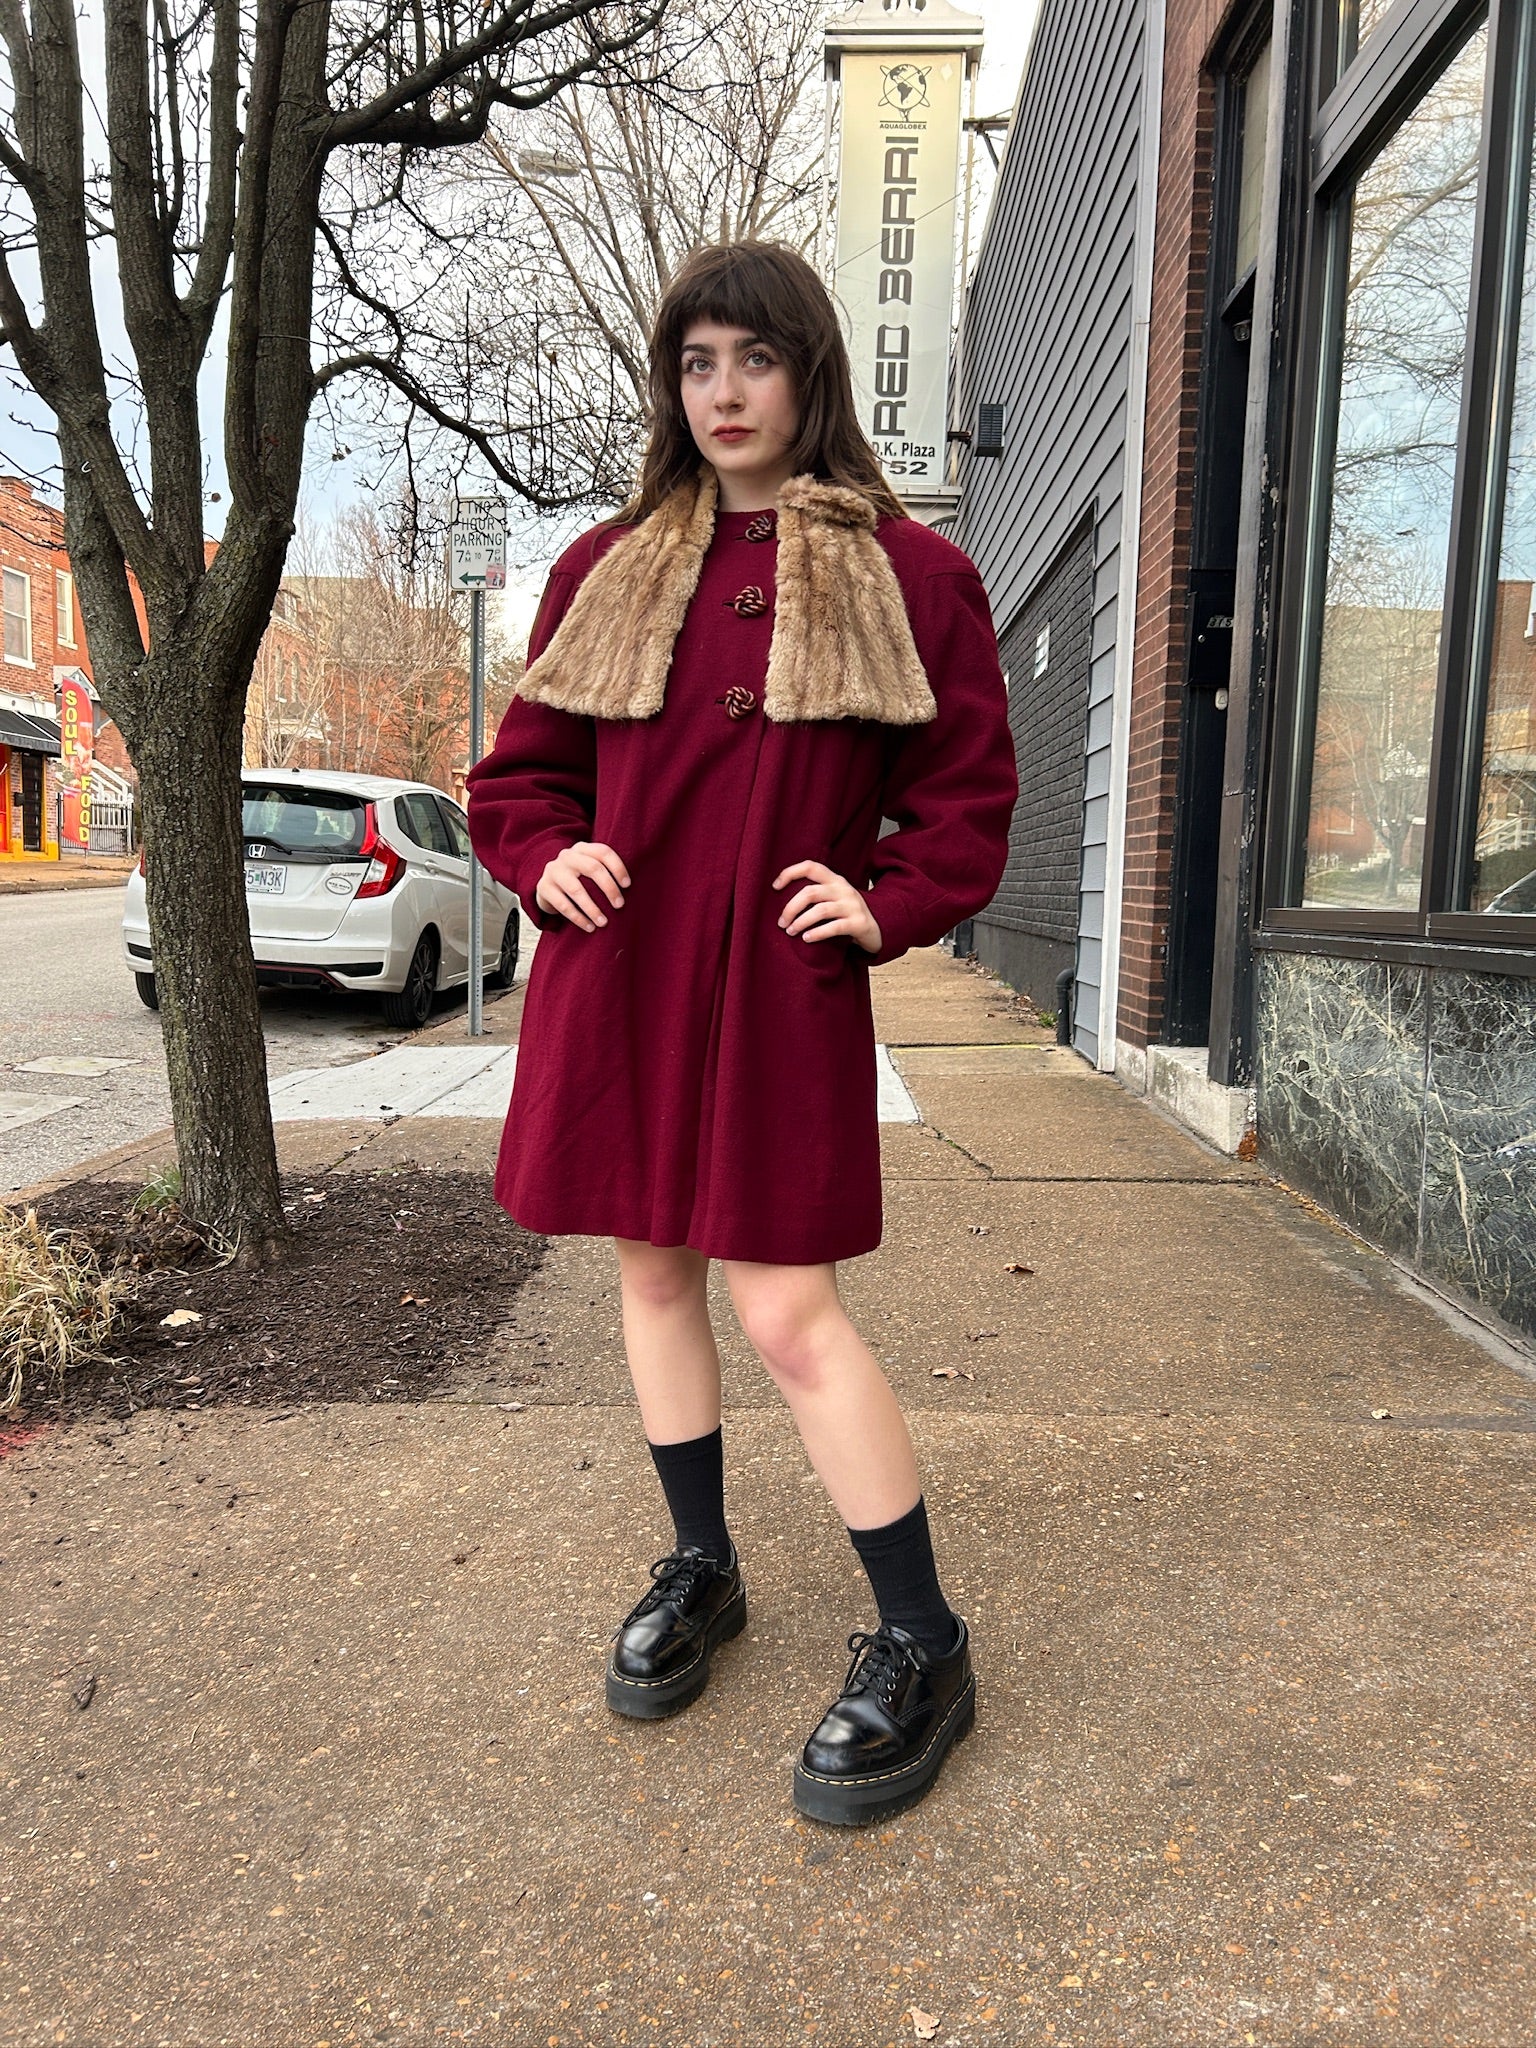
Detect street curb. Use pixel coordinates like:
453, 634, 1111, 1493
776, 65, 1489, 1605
0, 869, 136, 897
9, 1127, 176, 1207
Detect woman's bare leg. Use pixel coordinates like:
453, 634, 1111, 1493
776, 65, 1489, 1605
721, 1258, 920, 1528
613, 1237, 722, 1443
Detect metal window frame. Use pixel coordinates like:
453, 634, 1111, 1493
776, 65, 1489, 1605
1258, 0, 1536, 966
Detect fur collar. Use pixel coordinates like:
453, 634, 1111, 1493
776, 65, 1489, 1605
516, 465, 937, 725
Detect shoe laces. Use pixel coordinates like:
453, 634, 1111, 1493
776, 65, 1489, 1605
620, 1549, 716, 1629
841, 1626, 913, 1708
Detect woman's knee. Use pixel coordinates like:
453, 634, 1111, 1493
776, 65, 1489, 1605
726, 1266, 841, 1394
614, 1238, 709, 1314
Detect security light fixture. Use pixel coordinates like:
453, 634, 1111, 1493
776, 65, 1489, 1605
975, 403, 1005, 458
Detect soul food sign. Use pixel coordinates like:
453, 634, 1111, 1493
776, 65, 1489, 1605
56, 669, 94, 852
829, 2, 975, 497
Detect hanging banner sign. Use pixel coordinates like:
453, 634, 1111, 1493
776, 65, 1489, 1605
833, 47, 966, 494
55, 669, 94, 852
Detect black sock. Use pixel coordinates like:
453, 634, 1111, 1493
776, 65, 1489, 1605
847, 1496, 958, 1657
647, 1426, 733, 1563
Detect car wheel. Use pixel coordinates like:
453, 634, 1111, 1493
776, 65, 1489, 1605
135, 972, 160, 1011
380, 930, 440, 1030
485, 912, 521, 991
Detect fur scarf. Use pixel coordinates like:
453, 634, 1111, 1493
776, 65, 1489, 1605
516, 464, 937, 725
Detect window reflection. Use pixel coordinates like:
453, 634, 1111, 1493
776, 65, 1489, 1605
1234, 43, 1271, 283
1301, 26, 1487, 909
1337, 0, 1400, 75
1471, 135, 1536, 912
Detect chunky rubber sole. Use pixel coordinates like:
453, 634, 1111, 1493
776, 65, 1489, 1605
605, 1583, 748, 1720
791, 1676, 976, 1826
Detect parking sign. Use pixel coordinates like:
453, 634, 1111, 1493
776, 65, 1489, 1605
450, 497, 507, 588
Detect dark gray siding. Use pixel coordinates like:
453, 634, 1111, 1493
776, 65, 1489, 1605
983, 521, 1095, 1009
952, 0, 1145, 1061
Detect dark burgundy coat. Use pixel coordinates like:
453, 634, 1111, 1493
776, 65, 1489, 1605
465, 499, 1017, 1264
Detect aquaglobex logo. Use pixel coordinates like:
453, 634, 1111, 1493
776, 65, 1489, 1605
878, 61, 930, 114
872, 135, 919, 439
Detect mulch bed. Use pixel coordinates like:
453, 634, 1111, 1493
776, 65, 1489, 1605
10, 1171, 545, 1422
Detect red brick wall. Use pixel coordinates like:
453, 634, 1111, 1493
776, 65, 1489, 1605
1117, 0, 1232, 1048
0, 476, 60, 698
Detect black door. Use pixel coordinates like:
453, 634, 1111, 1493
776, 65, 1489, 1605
19, 752, 44, 852
1164, 31, 1271, 1045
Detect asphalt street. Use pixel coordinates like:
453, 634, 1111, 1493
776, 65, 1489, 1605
0, 885, 508, 1194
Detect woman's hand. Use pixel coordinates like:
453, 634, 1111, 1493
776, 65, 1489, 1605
536, 841, 631, 931
773, 860, 883, 954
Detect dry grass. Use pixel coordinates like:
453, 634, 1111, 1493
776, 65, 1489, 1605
1, 1206, 130, 1414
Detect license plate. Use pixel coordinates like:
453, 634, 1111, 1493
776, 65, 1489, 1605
245, 863, 286, 895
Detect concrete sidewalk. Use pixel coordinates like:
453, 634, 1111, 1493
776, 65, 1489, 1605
0, 854, 135, 895
3, 949, 1534, 2046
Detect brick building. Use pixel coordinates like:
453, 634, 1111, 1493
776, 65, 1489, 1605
0, 475, 73, 857
0, 474, 138, 859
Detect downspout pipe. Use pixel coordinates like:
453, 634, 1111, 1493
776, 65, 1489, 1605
1055, 967, 1075, 1048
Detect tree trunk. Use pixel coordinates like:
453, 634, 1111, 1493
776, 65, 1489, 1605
133, 646, 287, 1261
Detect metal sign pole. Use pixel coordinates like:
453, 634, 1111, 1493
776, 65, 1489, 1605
449, 492, 505, 1042
467, 584, 486, 1039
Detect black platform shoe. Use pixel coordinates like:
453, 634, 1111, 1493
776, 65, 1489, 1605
605, 1544, 747, 1720
791, 1618, 975, 1826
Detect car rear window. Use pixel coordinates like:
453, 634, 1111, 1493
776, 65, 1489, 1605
242, 784, 369, 858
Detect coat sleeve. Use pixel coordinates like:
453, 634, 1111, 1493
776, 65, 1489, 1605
861, 565, 1019, 967
465, 567, 597, 931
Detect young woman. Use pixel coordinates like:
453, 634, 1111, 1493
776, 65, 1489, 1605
466, 241, 1017, 1827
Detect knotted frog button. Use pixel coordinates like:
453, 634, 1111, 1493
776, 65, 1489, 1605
743, 511, 777, 541
726, 584, 768, 618
716, 686, 758, 720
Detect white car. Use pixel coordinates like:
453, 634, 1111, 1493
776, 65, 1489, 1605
122, 768, 522, 1029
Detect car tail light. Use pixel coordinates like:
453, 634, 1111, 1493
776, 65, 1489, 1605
355, 802, 404, 898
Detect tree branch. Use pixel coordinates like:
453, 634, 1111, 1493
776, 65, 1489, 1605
327, 0, 665, 147
184, 0, 240, 338
0, 0, 37, 172
312, 349, 581, 508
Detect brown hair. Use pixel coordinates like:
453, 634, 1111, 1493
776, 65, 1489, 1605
616, 240, 908, 526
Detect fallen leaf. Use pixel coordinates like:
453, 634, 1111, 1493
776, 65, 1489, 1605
908, 2010, 940, 2042
72, 1673, 98, 1711
1370, 1408, 1392, 1421
400, 1293, 432, 1307
966, 1224, 990, 1236
931, 1366, 974, 1380
1004, 1262, 1035, 1275
159, 1308, 202, 1328
964, 1329, 999, 1342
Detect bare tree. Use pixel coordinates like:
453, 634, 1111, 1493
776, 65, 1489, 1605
0, 0, 668, 1255
314, 0, 827, 517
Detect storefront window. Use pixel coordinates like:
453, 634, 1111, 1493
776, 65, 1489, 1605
1300, 25, 1488, 909
1470, 125, 1536, 913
